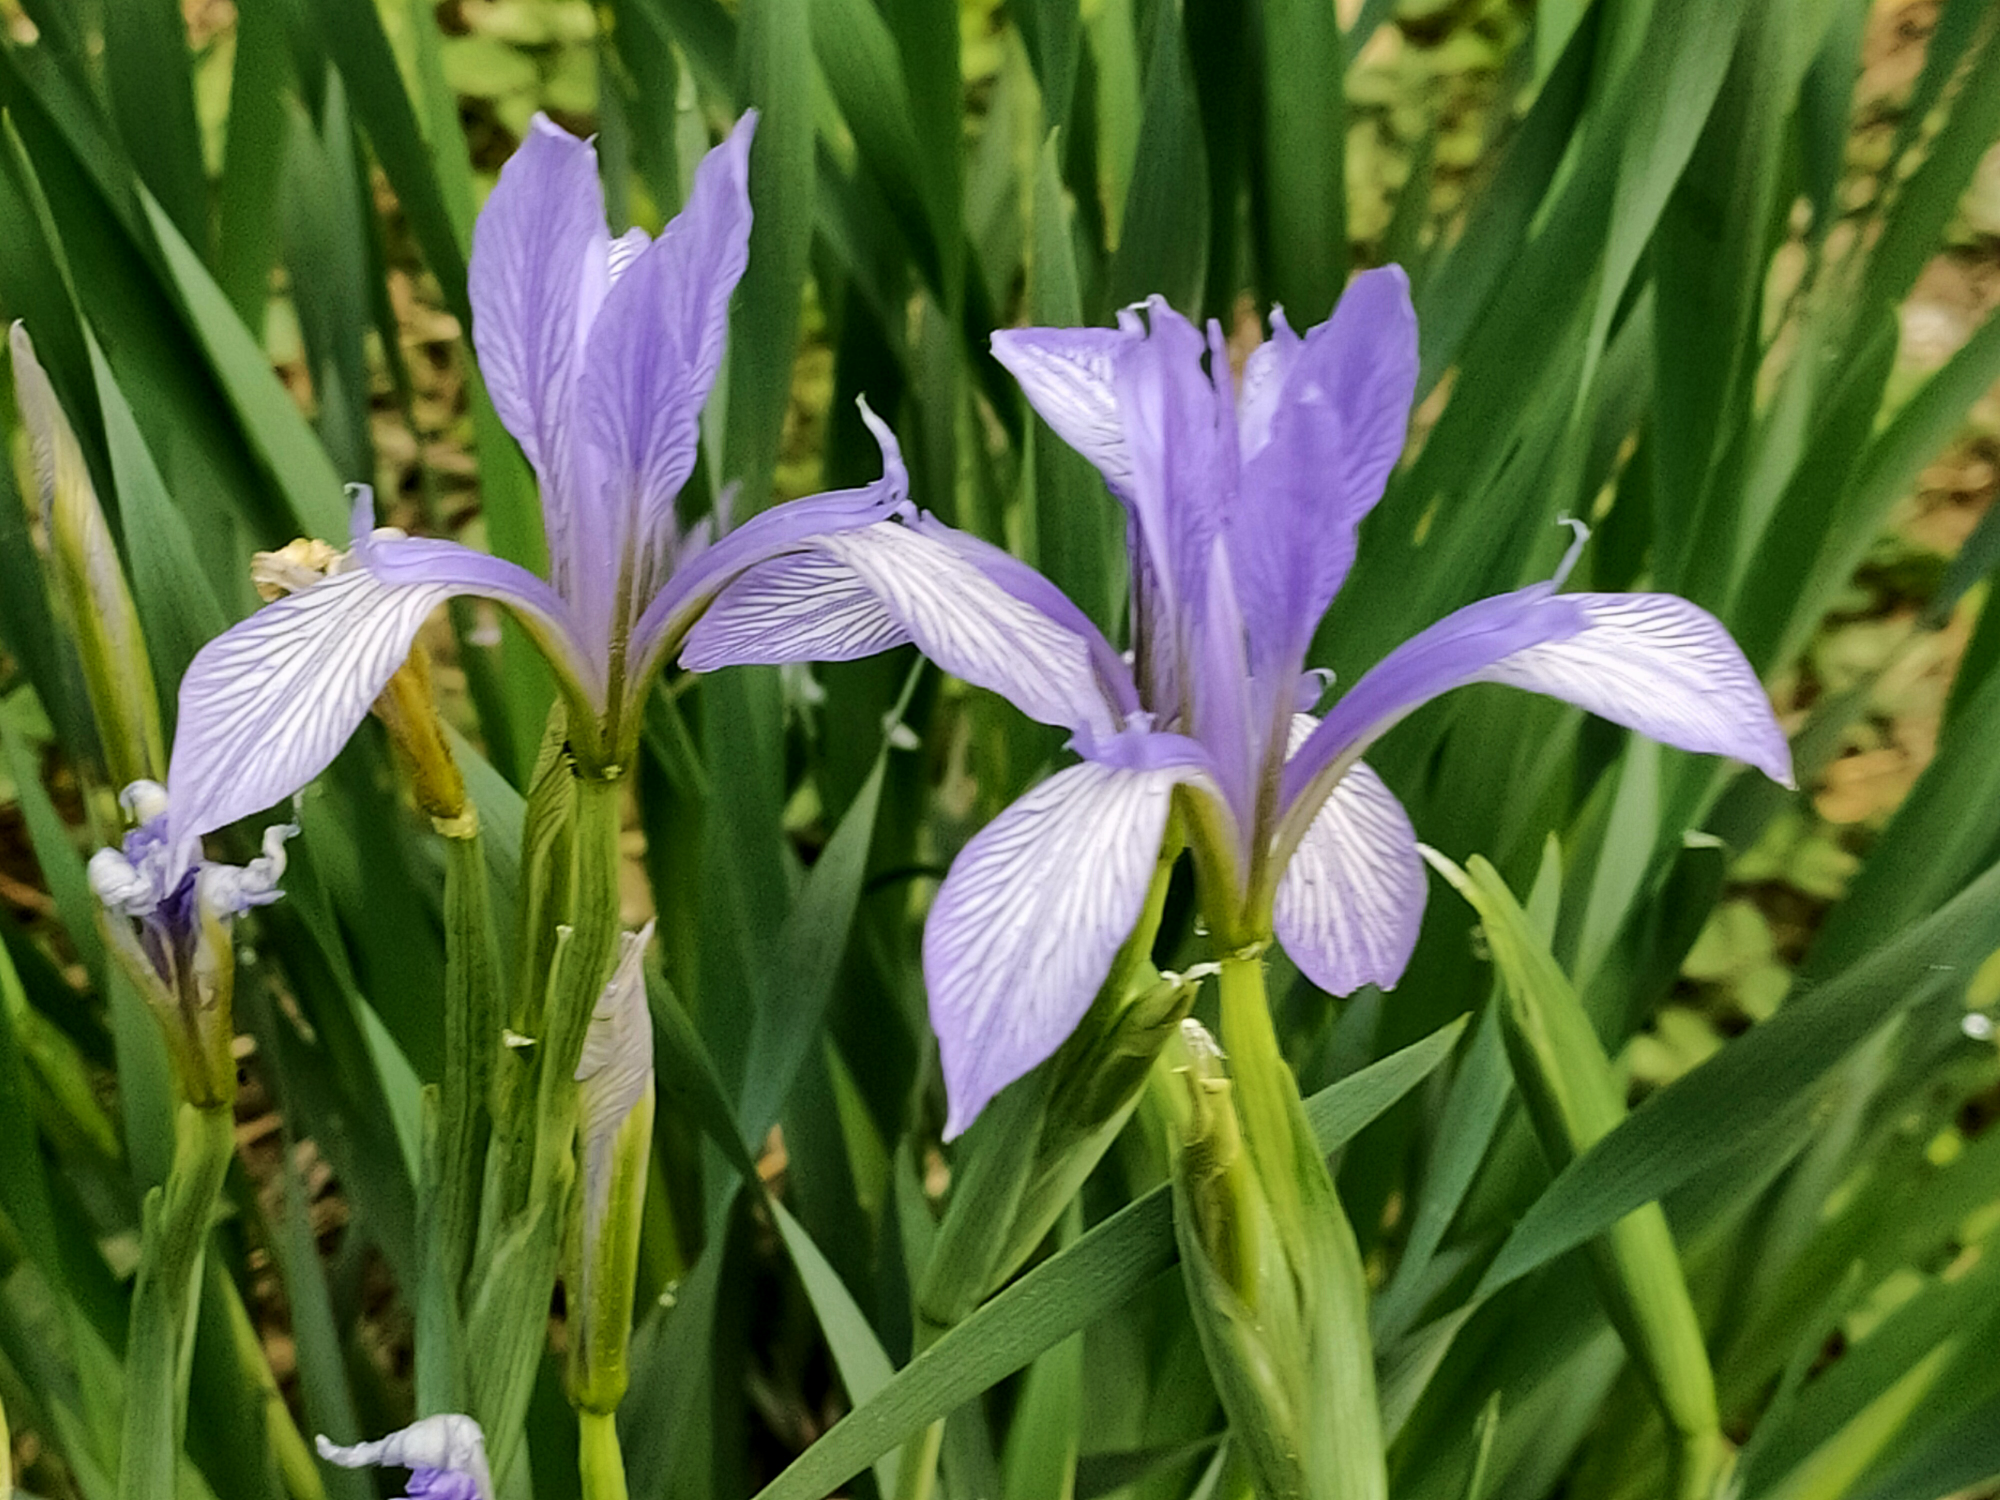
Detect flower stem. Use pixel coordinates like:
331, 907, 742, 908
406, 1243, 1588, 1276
467, 767, 626, 1494
118, 1101, 235, 1500
578, 1410, 629, 1500
1213, 951, 1386, 1500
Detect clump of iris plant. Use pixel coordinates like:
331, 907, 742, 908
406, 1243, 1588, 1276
690, 266, 1793, 1134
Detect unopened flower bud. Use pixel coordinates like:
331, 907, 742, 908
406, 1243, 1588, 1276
11, 323, 164, 790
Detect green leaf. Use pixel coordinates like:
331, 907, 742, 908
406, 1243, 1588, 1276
1251, 0, 1346, 323
748, 1018, 1466, 1500
770, 1200, 901, 1500
101, 0, 207, 255
726, 0, 814, 512
137, 193, 348, 541
1475, 858, 2000, 1302
1105, 0, 1207, 315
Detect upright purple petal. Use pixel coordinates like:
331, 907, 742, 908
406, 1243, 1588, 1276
468, 115, 607, 548
988, 326, 1133, 493
169, 542, 588, 851
1281, 586, 1793, 835
1272, 716, 1423, 995
926, 759, 1189, 1137
579, 113, 756, 609
1231, 267, 1417, 675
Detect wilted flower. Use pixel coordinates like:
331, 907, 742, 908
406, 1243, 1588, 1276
88, 781, 295, 1105
317, 1415, 493, 1500
691, 268, 1793, 1135
161, 111, 907, 874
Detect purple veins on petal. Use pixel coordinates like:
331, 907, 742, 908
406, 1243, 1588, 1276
925, 759, 1192, 1139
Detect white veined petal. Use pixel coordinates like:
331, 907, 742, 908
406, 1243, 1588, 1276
1472, 594, 1795, 787
988, 326, 1133, 492
924, 760, 1185, 1138
576, 923, 656, 1146
1273, 717, 1423, 995
576, 922, 656, 1266
816, 524, 1123, 741
680, 549, 912, 670
316, 1416, 493, 1500
168, 569, 452, 849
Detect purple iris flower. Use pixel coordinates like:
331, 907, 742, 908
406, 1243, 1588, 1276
161, 112, 906, 871
688, 267, 1794, 1136
318, 1416, 493, 1500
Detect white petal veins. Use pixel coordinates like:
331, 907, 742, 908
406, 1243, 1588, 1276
814, 523, 1124, 741
1472, 593, 1795, 787
988, 327, 1133, 493
925, 760, 1184, 1138
1273, 719, 1424, 996
680, 549, 912, 669
169, 569, 452, 845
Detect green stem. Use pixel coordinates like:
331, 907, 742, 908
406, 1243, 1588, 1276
578, 1410, 630, 1500
892, 1417, 945, 1500
467, 768, 625, 1494
1214, 952, 1386, 1500
118, 1102, 234, 1500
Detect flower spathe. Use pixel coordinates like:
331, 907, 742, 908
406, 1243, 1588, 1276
317, 1416, 493, 1500
692, 267, 1794, 1136
162, 111, 908, 875
89, 780, 296, 1103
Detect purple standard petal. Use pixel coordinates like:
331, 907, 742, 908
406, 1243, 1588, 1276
468, 114, 607, 510
579, 114, 756, 604
926, 759, 1189, 1137
1280, 586, 1793, 846
1231, 267, 1417, 674
1272, 718, 1423, 994
988, 325, 1133, 493
1111, 299, 1230, 648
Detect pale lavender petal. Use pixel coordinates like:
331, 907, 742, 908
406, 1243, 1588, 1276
1236, 307, 1302, 460
169, 570, 455, 849
926, 760, 1188, 1138
630, 403, 910, 679
1282, 586, 1792, 824
778, 521, 1127, 740
317, 1417, 493, 1500
988, 326, 1133, 492
1111, 298, 1229, 643
681, 548, 912, 669
1190, 536, 1259, 834
169, 541, 588, 850
579, 113, 755, 603
1273, 716, 1423, 995
576, 922, 656, 1262
468, 114, 606, 494
1232, 267, 1416, 674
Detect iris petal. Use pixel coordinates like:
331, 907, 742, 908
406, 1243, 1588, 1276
1273, 719, 1423, 995
926, 759, 1188, 1138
